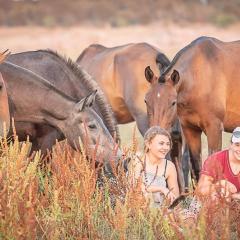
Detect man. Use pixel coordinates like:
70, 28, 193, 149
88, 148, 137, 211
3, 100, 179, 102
197, 127, 240, 200
171, 130, 240, 223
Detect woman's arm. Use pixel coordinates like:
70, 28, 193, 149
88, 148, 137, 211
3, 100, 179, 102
166, 161, 180, 197
145, 185, 169, 195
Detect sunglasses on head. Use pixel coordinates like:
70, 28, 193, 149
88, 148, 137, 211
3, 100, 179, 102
233, 131, 240, 138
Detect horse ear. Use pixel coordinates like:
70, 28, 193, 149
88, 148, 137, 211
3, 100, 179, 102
171, 69, 180, 85
77, 90, 97, 112
145, 66, 154, 83
0, 49, 10, 63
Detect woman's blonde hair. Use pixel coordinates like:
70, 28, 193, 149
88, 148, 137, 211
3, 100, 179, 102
143, 126, 172, 153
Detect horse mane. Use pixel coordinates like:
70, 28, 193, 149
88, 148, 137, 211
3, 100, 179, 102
37, 49, 120, 142
156, 52, 171, 74
159, 36, 207, 83
5, 61, 76, 102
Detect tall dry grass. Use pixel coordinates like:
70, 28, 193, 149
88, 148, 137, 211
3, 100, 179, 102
0, 133, 239, 239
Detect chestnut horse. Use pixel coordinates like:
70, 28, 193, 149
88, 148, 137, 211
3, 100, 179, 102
144, 36, 240, 180
0, 50, 10, 136
76, 42, 170, 135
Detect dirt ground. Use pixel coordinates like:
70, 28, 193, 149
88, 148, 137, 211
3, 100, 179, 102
1, 21, 239, 154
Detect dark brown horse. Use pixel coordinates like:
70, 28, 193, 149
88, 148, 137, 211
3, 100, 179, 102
76, 42, 170, 135
144, 36, 240, 180
0, 50, 10, 136
0, 61, 121, 172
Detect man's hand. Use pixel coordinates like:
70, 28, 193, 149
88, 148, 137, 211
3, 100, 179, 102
216, 180, 237, 198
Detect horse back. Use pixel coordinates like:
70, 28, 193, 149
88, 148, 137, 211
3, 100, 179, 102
77, 43, 170, 123
170, 37, 240, 130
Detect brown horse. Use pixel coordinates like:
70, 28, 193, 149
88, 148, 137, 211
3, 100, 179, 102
76, 42, 170, 135
144, 36, 240, 180
145, 65, 190, 189
0, 61, 121, 172
77, 43, 190, 191
0, 50, 10, 136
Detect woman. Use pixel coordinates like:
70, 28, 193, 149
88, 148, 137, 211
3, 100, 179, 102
129, 126, 180, 207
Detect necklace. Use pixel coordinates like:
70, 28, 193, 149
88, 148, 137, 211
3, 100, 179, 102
142, 155, 159, 188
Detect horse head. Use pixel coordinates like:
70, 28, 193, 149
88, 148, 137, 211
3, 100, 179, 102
65, 90, 122, 172
144, 66, 179, 131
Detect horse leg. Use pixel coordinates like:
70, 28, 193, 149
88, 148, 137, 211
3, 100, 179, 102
170, 119, 190, 192
170, 131, 185, 193
205, 120, 223, 155
182, 126, 202, 182
15, 122, 64, 155
182, 143, 190, 191
36, 127, 64, 155
178, 124, 190, 190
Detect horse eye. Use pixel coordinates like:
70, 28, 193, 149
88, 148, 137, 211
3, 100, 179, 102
88, 123, 97, 129
172, 101, 176, 107
144, 99, 147, 104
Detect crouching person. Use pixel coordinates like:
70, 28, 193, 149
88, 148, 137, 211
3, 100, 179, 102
181, 127, 240, 221
128, 126, 180, 207
197, 127, 240, 200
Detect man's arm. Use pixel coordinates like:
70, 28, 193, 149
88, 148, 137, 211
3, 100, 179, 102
196, 174, 215, 196
196, 175, 237, 199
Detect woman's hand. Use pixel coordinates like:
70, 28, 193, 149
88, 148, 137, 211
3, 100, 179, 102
162, 187, 176, 203
145, 185, 176, 203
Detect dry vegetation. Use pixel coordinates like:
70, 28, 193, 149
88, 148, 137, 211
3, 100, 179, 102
0, 133, 240, 239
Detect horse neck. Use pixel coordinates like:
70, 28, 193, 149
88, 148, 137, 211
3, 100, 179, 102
38, 52, 119, 139
2, 62, 74, 128
8, 51, 119, 141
